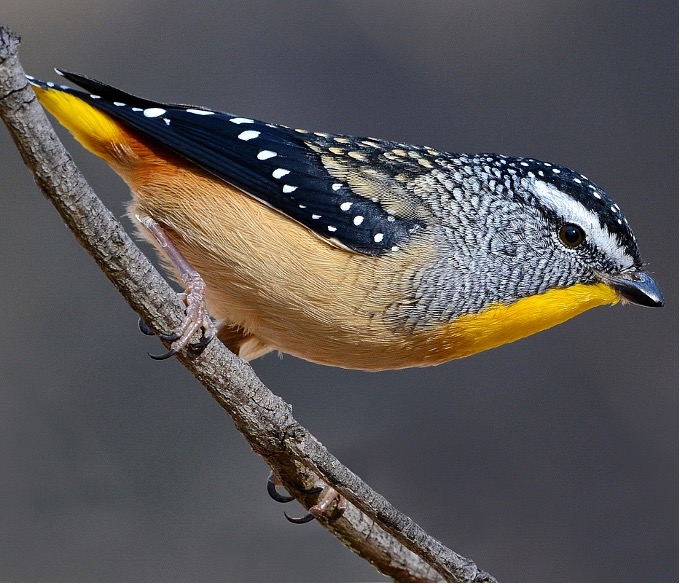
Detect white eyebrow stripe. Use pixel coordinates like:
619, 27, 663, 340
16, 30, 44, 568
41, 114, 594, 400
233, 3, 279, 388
533, 180, 631, 267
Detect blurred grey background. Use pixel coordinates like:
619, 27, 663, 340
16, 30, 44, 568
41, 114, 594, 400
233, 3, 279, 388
0, 1, 676, 581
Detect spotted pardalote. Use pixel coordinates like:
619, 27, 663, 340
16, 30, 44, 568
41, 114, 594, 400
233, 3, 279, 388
27, 70, 663, 370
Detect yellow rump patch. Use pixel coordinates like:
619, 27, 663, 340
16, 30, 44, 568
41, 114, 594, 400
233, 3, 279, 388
32, 84, 133, 163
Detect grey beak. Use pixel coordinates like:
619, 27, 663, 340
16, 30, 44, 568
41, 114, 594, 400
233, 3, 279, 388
598, 268, 664, 307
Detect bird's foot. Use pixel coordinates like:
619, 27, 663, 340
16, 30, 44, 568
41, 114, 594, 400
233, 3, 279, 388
267, 471, 347, 524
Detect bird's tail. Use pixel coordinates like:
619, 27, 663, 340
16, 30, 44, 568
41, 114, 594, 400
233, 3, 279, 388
27, 70, 142, 165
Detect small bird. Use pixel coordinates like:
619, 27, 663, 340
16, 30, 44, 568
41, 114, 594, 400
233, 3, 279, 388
27, 70, 663, 370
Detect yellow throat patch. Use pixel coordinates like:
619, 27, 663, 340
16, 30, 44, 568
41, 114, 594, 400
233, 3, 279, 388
424, 282, 620, 363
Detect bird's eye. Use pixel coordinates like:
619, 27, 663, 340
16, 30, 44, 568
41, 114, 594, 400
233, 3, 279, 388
559, 223, 585, 248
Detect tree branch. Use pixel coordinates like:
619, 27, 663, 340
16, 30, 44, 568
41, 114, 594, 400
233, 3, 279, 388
0, 24, 495, 583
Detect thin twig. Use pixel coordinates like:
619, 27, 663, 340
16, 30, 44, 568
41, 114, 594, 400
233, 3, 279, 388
0, 24, 495, 583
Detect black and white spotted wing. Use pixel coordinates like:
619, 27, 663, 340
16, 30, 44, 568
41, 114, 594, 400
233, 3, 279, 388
42, 70, 421, 256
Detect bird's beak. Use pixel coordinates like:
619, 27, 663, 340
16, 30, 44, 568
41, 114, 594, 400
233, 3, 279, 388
597, 268, 664, 307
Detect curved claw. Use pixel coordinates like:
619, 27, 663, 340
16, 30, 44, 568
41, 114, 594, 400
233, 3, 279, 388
188, 331, 216, 355
299, 486, 324, 495
147, 330, 213, 360
148, 348, 177, 361
267, 472, 337, 524
138, 319, 155, 336
284, 511, 315, 524
288, 487, 346, 525
138, 318, 182, 346
267, 474, 295, 503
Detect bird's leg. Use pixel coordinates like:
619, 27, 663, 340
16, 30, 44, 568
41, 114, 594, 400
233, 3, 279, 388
136, 214, 216, 359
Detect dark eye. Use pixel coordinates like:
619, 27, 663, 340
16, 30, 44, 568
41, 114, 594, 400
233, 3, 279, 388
559, 223, 585, 247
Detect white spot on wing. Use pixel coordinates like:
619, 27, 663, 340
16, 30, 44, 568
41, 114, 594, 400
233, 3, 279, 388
374, 233, 384, 243
257, 150, 277, 160
186, 108, 215, 115
237, 130, 260, 141
282, 185, 297, 193
340, 202, 352, 211
272, 168, 290, 179
353, 215, 364, 226
229, 117, 254, 124
143, 107, 166, 118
